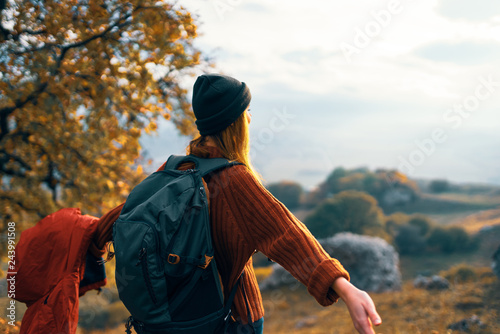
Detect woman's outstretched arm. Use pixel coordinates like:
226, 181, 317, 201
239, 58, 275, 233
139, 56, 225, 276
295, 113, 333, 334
332, 277, 382, 334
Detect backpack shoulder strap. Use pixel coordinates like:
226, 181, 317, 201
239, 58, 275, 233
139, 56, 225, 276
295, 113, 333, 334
165, 155, 242, 176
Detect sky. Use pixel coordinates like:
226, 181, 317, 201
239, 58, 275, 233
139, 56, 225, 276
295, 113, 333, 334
141, 0, 500, 189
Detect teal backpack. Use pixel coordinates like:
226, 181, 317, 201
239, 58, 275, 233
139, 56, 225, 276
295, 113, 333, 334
113, 155, 242, 334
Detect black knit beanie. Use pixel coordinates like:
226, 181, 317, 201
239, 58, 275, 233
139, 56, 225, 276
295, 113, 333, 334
192, 74, 251, 136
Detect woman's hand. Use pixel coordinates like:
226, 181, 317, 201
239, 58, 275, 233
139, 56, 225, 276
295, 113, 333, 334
332, 277, 382, 334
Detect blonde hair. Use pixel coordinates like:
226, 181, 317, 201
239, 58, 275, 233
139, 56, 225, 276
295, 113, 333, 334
187, 111, 262, 183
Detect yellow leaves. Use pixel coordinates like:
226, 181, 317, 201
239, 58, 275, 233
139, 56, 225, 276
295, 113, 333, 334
192, 51, 201, 65
2, 0, 206, 225
390, 171, 408, 183
112, 136, 126, 147
184, 24, 196, 37
174, 43, 184, 55
144, 121, 157, 134
106, 180, 115, 191
169, 29, 182, 42
129, 127, 141, 138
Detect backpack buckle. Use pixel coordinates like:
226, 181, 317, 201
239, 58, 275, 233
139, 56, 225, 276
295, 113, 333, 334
168, 254, 180, 265
198, 254, 213, 269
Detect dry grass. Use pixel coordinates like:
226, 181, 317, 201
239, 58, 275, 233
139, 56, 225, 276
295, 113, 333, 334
429, 193, 500, 206
449, 209, 500, 233
3, 266, 499, 334
4, 193, 499, 334
262, 269, 500, 334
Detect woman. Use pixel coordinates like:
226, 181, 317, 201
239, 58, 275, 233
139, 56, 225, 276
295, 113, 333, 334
181, 73, 381, 334
94, 74, 381, 334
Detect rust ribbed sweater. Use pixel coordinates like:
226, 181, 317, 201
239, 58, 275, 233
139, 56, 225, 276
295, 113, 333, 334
91, 146, 350, 324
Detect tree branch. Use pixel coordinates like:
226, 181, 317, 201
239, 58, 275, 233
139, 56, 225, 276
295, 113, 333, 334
1, 3, 142, 122
0, 194, 44, 218
0, 82, 48, 141
0, 148, 32, 171
59, 12, 133, 53
21, 28, 47, 35
0, 167, 26, 178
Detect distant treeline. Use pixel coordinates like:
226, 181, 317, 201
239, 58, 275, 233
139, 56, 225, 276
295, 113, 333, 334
267, 166, 420, 211
266, 167, 480, 255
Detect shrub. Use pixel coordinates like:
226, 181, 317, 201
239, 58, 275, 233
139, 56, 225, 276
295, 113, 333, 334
426, 226, 475, 253
267, 181, 303, 209
427, 227, 455, 253
441, 264, 478, 284
408, 214, 433, 236
304, 190, 384, 239
429, 179, 450, 193
324, 167, 348, 193
395, 225, 426, 254
385, 212, 410, 235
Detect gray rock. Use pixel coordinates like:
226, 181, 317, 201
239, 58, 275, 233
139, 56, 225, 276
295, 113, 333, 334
413, 275, 430, 289
448, 315, 486, 332
382, 188, 414, 207
413, 275, 450, 290
295, 315, 318, 329
259, 232, 402, 292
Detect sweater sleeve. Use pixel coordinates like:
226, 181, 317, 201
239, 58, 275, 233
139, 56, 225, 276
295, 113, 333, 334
220, 165, 350, 306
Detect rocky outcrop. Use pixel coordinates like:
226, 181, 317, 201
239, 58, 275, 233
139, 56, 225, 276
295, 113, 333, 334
413, 275, 450, 290
259, 233, 401, 292
381, 188, 414, 207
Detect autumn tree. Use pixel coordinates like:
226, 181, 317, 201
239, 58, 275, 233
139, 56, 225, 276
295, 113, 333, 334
0, 0, 206, 231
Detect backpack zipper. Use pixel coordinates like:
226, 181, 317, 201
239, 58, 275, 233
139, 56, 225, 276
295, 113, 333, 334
141, 221, 164, 272
136, 247, 158, 304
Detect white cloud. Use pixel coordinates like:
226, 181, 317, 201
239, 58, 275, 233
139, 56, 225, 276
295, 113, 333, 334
149, 0, 500, 187
436, 0, 500, 22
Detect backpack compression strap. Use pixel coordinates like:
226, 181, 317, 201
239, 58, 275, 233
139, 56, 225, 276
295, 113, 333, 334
165, 155, 242, 176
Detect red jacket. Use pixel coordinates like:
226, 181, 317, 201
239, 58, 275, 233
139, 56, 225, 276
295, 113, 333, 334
8, 208, 107, 334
